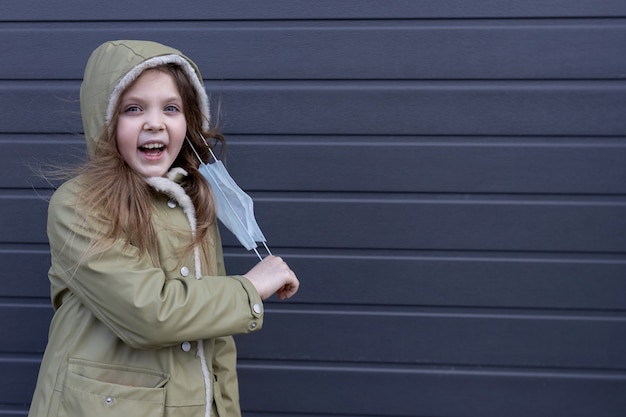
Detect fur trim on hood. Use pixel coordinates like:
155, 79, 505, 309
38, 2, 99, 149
79, 40, 210, 158
145, 168, 203, 280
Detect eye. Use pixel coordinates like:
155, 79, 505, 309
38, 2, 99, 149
123, 105, 141, 113
164, 104, 181, 113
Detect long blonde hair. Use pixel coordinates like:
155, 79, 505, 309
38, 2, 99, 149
75, 63, 224, 265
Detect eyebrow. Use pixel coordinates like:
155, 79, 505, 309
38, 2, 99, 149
121, 95, 183, 103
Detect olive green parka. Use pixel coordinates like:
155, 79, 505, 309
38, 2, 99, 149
27, 40, 264, 417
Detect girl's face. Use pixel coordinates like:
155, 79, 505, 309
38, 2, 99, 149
116, 68, 187, 178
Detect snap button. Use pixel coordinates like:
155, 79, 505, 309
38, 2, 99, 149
253, 303, 262, 314
249, 322, 257, 330
105, 396, 113, 405
180, 266, 189, 277
181, 341, 191, 352
167, 199, 177, 208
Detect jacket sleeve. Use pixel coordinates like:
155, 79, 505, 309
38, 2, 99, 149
47, 181, 264, 350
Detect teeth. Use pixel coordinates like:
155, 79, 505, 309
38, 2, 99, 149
141, 143, 164, 149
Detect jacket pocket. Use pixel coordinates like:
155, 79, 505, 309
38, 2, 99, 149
60, 358, 169, 417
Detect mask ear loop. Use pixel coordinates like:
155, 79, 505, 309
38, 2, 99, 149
186, 135, 273, 260
186, 134, 219, 165
198, 134, 219, 164
186, 135, 205, 164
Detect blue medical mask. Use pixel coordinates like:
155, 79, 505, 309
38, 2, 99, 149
187, 137, 271, 260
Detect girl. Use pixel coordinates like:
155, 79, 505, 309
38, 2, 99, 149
28, 40, 299, 417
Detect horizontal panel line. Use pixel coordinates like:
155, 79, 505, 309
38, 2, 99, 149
0, 405, 28, 415
238, 360, 626, 380
0, 297, 50, 303
250, 193, 626, 203
213, 78, 626, 83
2, 7, 626, 21
5, 133, 626, 141
225, 247, 626, 263
5, 77, 626, 83
262, 306, 626, 321
0, 300, 51, 308
6, 136, 626, 147
0, 353, 42, 362
0, 190, 52, 197
4, 295, 625, 316
209, 79, 626, 88
2, 17, 626, 26
240, 244, 626, 257
228, 138, 626, 147
262, 302, 626, 316
2, 189, 626, 201
0, 243, 50, 252
4, 80, 626, 87
10, 300, 624, 320
229, 239, 626, 253
6, 141, 626, 148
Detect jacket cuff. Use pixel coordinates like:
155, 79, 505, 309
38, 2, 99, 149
230, 275, 264, 332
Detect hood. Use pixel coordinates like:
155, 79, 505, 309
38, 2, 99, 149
79, 40, 210, 158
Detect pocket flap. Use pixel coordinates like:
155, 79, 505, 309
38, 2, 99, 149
68, 358, 169, 388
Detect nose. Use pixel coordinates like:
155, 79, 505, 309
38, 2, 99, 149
143, 109, 165, 131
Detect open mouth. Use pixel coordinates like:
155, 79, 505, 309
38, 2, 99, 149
139, 142, 166, 156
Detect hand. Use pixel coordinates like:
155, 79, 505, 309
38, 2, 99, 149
243, 255, 300, 300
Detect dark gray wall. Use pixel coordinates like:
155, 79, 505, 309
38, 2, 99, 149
2, 1, 626, 416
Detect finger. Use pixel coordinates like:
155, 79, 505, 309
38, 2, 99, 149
278, 282, 299, 300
